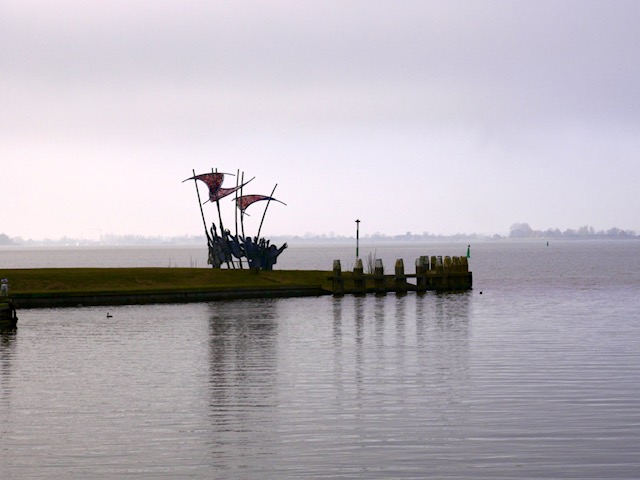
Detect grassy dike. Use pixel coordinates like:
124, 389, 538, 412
2, 268, 337, 308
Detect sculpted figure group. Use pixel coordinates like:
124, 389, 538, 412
207, 224, 287, 270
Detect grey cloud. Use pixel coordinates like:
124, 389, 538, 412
2, 1, 640, 238
4, 0, 639, 126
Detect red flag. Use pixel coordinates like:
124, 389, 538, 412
210, 185, 243, 202
236, 194, 286, 211
209, 177, 256, 202
183, 172, 227, 197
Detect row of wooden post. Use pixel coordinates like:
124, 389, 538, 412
331, 256, 471, 295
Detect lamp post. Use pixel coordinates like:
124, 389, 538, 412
355, 219, 360, 258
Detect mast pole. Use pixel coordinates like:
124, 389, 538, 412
240, 171, 247, 241
234, 169, 243, 269
256, 183, 278, 240
192, 169, 210, 242
212, 168, 226, 235
212, 168, 231, 269
234, 169, 240, 239
192, 168, 214, 268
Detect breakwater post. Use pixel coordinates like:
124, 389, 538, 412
353, 258, 365, 294
374, 259, 385, 294
0, 301, 18, 328
416, 256, 428, 291
332, 260, 344, 296
395, 259, 407, 294
330, 254, 472, 296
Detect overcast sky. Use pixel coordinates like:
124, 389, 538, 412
2, 0, 639, 240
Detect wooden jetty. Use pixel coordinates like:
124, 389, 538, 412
0, 301, 18, 328
330, 255, 472, 296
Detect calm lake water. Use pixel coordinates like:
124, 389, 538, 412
1, 240, 639, 479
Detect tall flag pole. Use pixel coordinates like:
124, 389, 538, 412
240, 171, 247, 241
211, 168, 232, 268
234, 169, 240, 239
234, 169, 243, 269
212, 168, 226, 236
191, 169, 211, 243
256, 184, 278, 240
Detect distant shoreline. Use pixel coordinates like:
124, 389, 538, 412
1, 222, 639, 247
1, 234, 639, 248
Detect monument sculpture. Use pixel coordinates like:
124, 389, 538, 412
183, 169, 287, 270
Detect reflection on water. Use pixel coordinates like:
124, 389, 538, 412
207, 299, 280, 468
138, 293, 475, 478
246, 293, 475, 478
1, 271, 640, 478
0, 328, 17, 410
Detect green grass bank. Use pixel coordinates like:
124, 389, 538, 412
2, 266, 471, 309
2, 268, 336, 308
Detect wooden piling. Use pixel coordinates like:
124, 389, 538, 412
332, 260, 344, 296
374, 259, 385, 294
415, 256, 427, 291
394, 258, 407, 293
460, 256, 469, 272
0, 301, 18, 328
331, 253, 471, 296
442, 256, 452, 289
353, 258, 365, 294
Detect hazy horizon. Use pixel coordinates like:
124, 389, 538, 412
3, 1, 639, 239
2, 221, 637, 245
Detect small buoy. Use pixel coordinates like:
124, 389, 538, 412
107, 313, 113, 318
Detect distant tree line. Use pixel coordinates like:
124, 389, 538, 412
269, 231, 490, 243
0, 233, 205, 246
1, 224, 637, 246
509, 223, 637, 239
0, 233, 15, 245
